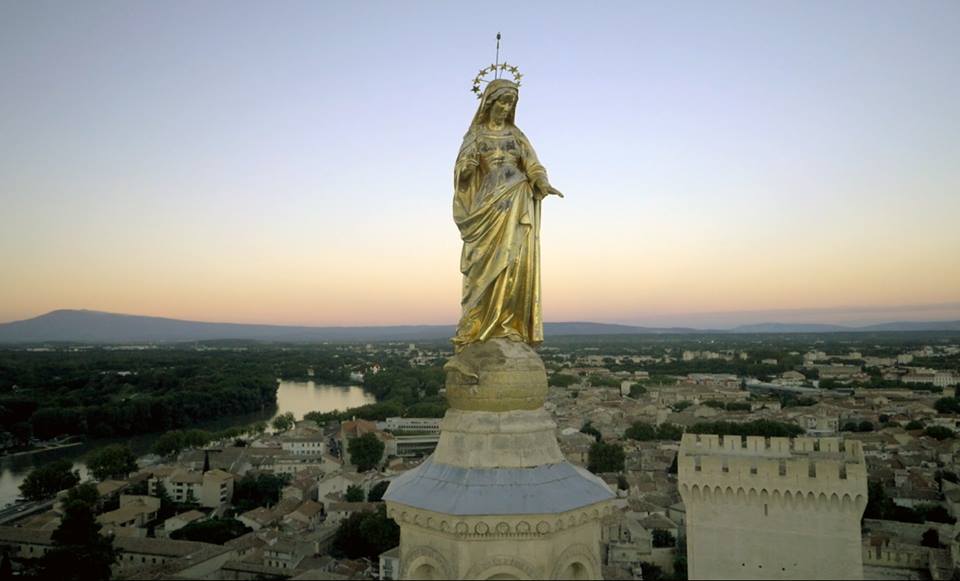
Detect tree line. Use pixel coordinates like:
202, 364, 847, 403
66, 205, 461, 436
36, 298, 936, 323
0, 349, 280, 442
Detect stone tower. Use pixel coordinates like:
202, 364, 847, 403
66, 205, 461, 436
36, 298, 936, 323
384, 339, 615, 580
678, 433, 868, 580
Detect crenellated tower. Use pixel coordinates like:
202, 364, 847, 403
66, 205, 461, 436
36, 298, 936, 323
679, 433, 868, 580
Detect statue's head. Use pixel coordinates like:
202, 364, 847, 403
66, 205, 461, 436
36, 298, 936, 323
475, 79, 519, 128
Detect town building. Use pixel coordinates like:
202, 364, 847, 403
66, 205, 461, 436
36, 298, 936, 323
147, 467, 234, 508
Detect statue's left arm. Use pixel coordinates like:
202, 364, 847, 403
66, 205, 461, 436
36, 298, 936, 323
518, 131, 562, 200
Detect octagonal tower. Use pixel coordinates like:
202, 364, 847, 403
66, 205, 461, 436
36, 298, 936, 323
384, 338, 615, 580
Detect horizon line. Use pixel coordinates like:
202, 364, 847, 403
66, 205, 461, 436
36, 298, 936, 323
2, 305, 959, 331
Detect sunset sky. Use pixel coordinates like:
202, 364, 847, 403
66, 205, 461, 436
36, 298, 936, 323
2, 1, 958, 328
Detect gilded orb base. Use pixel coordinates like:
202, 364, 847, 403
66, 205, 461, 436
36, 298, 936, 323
444, 338, 547, 412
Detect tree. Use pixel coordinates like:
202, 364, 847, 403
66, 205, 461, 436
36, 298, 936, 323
0, 553, 11, 581
154, 430, 186, 457
629, 383, 647, 398
858, 421, 874, 432
181, 429, 212, 449
232, 473, 291, 513
38, 498, 116, 581
86, 444, 138, 481
639, 563, 665, 581
271, 412, 295, 433
580, 421, 602, 442
905, 420, 925, 431
345, 484, 365, 502
656, 423, 684, 441
921, 528, 942, 548
934, 397, 960, 415
587, 441, 625, 474
917, 503, 956, 524
625, 421, 657, 441
20, 460, 80, 501
367, 481, 390, 502
348, 432, 385, 472
651, 529, 676, 548
863, 480, 927, 523
155, 481, 176, 520
64, 482, 100, 508
170, 518, 251, 544
864, 480, 892, 520
673, 536, 688, 580
672, 401, 693, 412
925, 426, 955, 441
548, 374, 577, 388
588, 374, 620, 388
888, 505, 923, 523
331, 505, 399, 560
404, 401, 448, 418
938, 470, 959, 486
10, 421, 32, 445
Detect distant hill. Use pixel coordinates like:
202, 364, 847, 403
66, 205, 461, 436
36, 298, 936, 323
860, 320, 960, 332
0, 310, 958, 344
731, 323, 851, 333
0, 310, 667, 344
731, 321, 960, 333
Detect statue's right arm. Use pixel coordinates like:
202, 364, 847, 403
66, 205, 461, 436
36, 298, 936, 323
455, 138, 480, 192
458, 162, 477, 191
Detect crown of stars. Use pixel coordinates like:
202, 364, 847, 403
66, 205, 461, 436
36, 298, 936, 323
471, 63, 523, 99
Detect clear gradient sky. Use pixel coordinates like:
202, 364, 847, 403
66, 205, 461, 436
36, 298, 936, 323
1, 1, 958, 328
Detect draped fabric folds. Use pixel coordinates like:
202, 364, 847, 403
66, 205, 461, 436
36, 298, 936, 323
452, 80, 546, 352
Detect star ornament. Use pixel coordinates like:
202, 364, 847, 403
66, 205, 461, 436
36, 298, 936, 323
469, 62, 524, 98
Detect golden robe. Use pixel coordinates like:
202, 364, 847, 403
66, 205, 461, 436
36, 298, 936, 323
452, 119, 546, 352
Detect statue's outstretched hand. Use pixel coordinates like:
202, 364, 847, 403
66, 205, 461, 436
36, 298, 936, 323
534, 177, 563, 200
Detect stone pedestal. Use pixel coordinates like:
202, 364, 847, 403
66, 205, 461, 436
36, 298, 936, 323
384, 339, 614, 580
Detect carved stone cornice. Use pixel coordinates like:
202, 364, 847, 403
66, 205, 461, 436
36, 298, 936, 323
386, 500, 614, 541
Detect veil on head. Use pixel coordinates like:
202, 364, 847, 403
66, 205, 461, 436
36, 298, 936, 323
468, 79, 519, 132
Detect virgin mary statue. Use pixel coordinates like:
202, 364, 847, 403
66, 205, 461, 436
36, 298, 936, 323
452, 78, 562, 353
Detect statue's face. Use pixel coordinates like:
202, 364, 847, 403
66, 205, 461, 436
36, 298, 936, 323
489, 93, 516, 124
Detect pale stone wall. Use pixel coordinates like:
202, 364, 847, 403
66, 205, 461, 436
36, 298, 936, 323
432, 408, 566, 468
678, 434, 868, 580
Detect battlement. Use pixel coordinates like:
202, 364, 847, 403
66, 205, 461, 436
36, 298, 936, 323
680, 433, 863, 459
679, 432, 868, 579
678, 433, 867, 497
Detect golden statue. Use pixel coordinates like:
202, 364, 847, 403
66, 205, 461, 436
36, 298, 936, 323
451, 63, 563, 354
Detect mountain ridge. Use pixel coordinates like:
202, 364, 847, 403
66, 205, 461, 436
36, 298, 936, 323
0, 309, 958, 343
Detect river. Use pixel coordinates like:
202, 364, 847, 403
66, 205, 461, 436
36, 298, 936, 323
0, 380, 375, 508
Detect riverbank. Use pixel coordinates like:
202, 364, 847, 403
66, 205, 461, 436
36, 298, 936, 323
1, 441, 84, 459
0, 380, 374, 508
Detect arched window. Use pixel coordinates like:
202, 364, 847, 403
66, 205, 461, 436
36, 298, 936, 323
409, 563, 438, 580
560, 562, 590, 580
